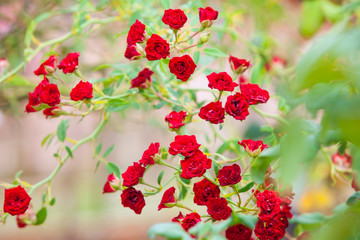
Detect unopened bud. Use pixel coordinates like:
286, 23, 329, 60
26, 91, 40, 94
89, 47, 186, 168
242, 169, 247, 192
198, 33, 211, 45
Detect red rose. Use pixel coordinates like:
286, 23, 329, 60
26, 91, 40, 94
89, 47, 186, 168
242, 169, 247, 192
70, 80, 93, 101
238, 139, 268, 158
103, 173, 120, 194
139, 142, 160, 166
281, 204, 293, 219
39, 83, 61, 106
180, 150, 211, 179
43, 106, 60, 118
217, 164, 241, 186
145, 34, 170, 61
3, 186, 31, 216
193, 178, 220, 206
254, 213, 288, 240
58, 52, 79, 74
240, 83, 269, 105
162, 9, 188, 30
206, 197, 232, 221
207, 72, 238, 92
172, 212, 184, 223
198, 101, 225, 124
169, 55, 197, 82
121, 187, 145, 214
229, 56, 251, 74
127, 20, 146, 45
169, 135, 201, 157
125, 44, 142, 60
199, 7, 218, 28
158, 187, 176, 210
130, 68, 154, 88
181, 212, 201, 231
331, 151, 353, 169
121, 162, 146, 187
225, 224, 253, 240
25, 78, 50, 113
257, 190, 282, 221
165, 111, 187, 129
225, 92, 249, 120
34, 54, 57, 76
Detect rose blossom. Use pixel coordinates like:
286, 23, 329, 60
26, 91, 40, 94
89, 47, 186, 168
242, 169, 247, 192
169, 55, 197, 82
169, 135, 201, 157
43, 106, 59, 118
139, 142, 160, 166
130, 68, 154, 88
127, 20, 146, 45
181, 212, 201, 231
257, 190, 282, 221
206, 197, 232, 221
172, 212, 184, 223
158, 187, 176, 210
34, 54, 57, 76
199, 7, 218, 28
121, 187, 145, 214
207, 72, 238, 92
180, 150, 212, 179
3, 186, 31, 216
193, 178, 220, 206
39, 83, 61, 106
238, 139, 268, 158
121, 162, 146, 187
240, 83, 269, 105
165, 111, 187, 129
145, 34, 170, 61
198, 101, 225, 124
225, 92, 249, 120
229, 56, 251, 74
225, 223, 253, 240
58, 52, 79, 74
103, 173, 120, 194
217, 164, 242, 186
70, 80, 93, 101
124, 44, 142, 60
162, 9, 187, 30
25, 77, 49, 113
254, 213, 288, 240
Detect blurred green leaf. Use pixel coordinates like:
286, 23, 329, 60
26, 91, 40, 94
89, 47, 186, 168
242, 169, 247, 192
299, 0, 324, 37
34, 208, 47, 225
57, 120, 70, 142
148, 222, 192, 240
251, 145, 280, 184
346, 191, 360, 206
105, 162, 121, 178
103, 144, 115, 158
203, 48, 228, 57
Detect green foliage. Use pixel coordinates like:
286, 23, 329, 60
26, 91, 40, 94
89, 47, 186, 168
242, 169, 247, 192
57, 120, 70, 142
148, 223, 192, 240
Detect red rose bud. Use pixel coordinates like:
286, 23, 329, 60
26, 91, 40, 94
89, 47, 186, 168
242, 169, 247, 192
34, 54, 57, 76
207, 72, 238, 92
39, 83, 61, 106
206, 198, 232, 221
16, 206, 35, 229
172, 212, 184, 223
169, 135, 201, 157
225, 93, 249, 120
165, 111, 187, 129
130, 68, 154, 89
162, 9, 187, 30
58, 52, 79, 74
199, 7, 218, 28
254, 213, 288, 240
180, 150, 211, 179
121, 187, 145, 214
217, 164, 241, 186
225, 223, 253, 240
16, 214, 27, 228
193, 178, 220, 206
3, 186, 31, 216
199, 101, 225, 124
229, 56, 251, 74
127, 20, 146, 45
43, 106, 60, 118
158, 187, 176, 211
0, 57, 9, 73
25, 77, 50, 113
169, 55, 197, 82
239, 139, 268, 158
265, 56, 286, 72
240, 83, 269, 105
139, 142, 160, 166
103, 173, 121, 194
331, 151, 353, 170
145, 34, 170, 61
257, 190, 282, 221
181, 212, 201, 231
121, 162, 145, 187
198, 32, 211, 44
70, 80, 93, 101
125, 44, 143, 61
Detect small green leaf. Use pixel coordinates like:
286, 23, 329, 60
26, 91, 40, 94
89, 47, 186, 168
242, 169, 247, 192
203, 48, 228, 57
157, 170, 165, 185
251, 145, 280, 184
160, 0, 172, 9
193, 50, 200, 65
34, 208, 47, 225
49, 198, 56, 206
95, 143, 102, 155
103, 144, 115, 158
57, 120, 70, 142
106, 162, 121, 178
238, 182, 255, 193
346, 192, 360, 206
41, 133, 55, 147
65, 146, 73, 159
148, 222, 192, 240
212, 160, 220, 176
15, 170, 23, 179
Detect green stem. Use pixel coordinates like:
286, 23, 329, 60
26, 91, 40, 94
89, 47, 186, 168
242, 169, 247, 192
232, 186, 241, 206
162, 175, 177, 188
175, 203, 194, 213
251, 106, 289, 126
140, 182, 160, 190
159, 160, 181, 172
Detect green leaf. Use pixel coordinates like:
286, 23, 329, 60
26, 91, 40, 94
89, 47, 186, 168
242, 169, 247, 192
193, 50, 200, 65
34, 208, 47, 225
103, 144, 115, 158
49, 197, 56, 206
250, 145, 280, 184
160, 0, 172, 9
15, 170, 23, 179
148, 222, 192, 240
65, 146, 73, 159
105, 162, 121, 178
213, 160, 220, 176
203, 48, 228, 58
157, 170, 165, 185
159, 58, 169, 74
299, 0, 324, 37
232, 213, 258, 229
346, 192, 360, 206
292, 212, 326, 225
238, 182, 255, 193
95, 143, 102, 155
41, 133, 55, 147
57, 120, 70, 142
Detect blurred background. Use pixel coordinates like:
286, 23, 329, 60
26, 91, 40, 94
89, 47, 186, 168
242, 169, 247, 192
0, 0, 357, 239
